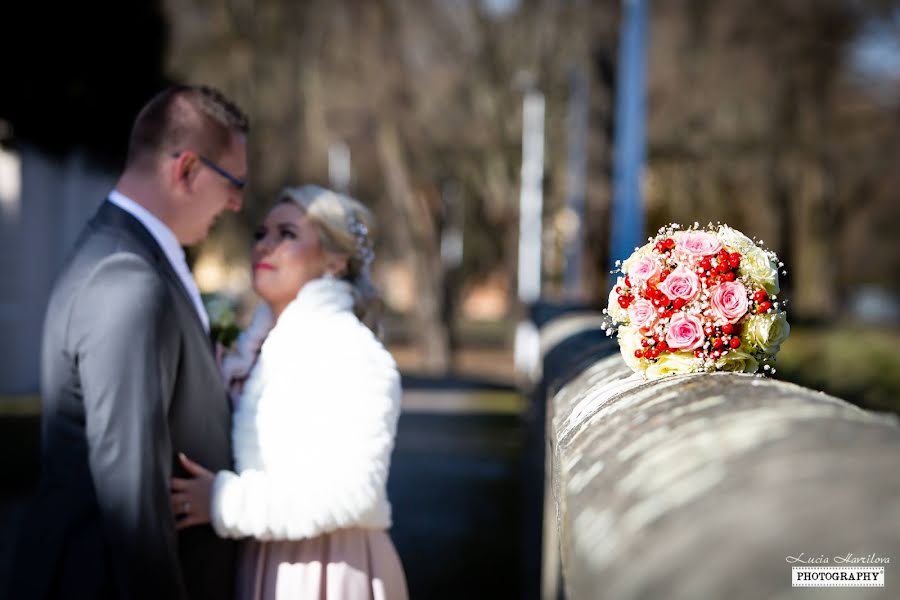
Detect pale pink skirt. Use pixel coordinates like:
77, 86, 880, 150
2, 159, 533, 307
235, 528, 409, 600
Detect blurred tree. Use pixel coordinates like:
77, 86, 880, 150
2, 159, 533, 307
643, 0, 900, 320
160, 0, 900, 357
164, 0, 620, 371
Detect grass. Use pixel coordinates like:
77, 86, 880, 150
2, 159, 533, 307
0, 395, 39, 417
775, 324, 900, 415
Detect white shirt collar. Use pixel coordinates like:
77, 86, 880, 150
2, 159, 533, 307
108, 189, 183, 260
107, 189, 210, 332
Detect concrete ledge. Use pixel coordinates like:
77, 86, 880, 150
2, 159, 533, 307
545, 344, 900, 599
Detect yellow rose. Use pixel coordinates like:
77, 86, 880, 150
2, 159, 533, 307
715, 349, 760, 373
645, 351, 697, 379
740, 245, 780, 295
743, 311, 790, 355
618, 325, 647, 373
607, 278, 628, 323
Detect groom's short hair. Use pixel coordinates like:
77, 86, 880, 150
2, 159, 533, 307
125, 85, 249, 171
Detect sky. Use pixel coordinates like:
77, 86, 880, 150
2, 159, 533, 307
852, 12, 900, 80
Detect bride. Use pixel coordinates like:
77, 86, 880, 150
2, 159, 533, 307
171, 185, 408, 599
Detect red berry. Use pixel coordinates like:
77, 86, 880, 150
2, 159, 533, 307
758, 300, 772, 313
615, 286, 622, 293
659, 270, 670, 281
753, 289, 768, 303
717, 262, 730, 273
618, 296, 629, 309
657, 341, 669, 352
661, 309, 674, 319
700, 258, 712, 270
694, 349, 705, 358
625, 275, 632, 287
704, 326, 715, 337
729, 257, 741, 269
673, 298, 686, 310
723, 271, 736, 282
729, 337, 741, 349
665, 238, 675, 250
713, 338, 725, 350
655, 242, 666, 253
641, 338, 650, 347
722, 323, 734, 335
634, 349, 644, 359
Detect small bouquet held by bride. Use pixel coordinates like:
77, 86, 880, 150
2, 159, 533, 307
604, 223, 790, 380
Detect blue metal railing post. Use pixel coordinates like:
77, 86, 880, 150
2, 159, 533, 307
609, 0, 649, 280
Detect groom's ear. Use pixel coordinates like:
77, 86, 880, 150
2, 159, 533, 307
169, 152, 200, 192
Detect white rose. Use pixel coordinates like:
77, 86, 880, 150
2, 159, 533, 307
645, 351, 698, 379
743, 311, 790, 355
618, 325, 646, 373
740, 245, 780, 295
714, 349, 760, 374
717, 225, 757, 255
607, 278, 628, 323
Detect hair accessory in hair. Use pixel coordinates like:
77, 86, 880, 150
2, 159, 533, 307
347, 212, 375, 271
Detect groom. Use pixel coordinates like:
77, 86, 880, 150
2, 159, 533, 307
10, 86, 248, 600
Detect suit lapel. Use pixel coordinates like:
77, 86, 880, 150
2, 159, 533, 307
93, 201, 214, 352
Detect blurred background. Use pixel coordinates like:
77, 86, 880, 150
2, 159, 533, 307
1, 1, 899, 598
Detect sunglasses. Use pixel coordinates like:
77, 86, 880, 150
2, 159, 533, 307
172, 152, 246, 190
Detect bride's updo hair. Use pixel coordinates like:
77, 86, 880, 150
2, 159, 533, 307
278, 185, 381, 333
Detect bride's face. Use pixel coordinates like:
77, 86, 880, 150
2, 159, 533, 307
252, 203, 329, 311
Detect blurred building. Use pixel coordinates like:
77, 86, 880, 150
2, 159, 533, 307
0, 144, 115, 394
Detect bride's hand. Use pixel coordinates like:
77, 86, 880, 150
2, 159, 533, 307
170, 453, 214, 530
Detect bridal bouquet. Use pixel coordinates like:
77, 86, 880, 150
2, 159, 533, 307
604, 223, 790, 380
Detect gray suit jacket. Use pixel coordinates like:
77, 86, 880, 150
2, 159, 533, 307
10, 201, 236, 600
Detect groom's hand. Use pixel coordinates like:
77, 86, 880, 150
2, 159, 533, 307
170, 453, 214, 530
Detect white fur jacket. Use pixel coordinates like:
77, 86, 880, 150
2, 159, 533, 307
210, 278, 402, 541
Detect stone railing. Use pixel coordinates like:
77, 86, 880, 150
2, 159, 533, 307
538, 311, 900, 600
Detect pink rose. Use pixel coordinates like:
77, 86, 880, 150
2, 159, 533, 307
710, 281, 749, 324
659, 265, 700, 302
665, 312, 705, 351
676, 231, 722, 257
627, 298, 658, 331
628, 255, 661, 285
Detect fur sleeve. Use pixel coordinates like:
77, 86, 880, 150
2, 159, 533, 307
210, 322, 401, 540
